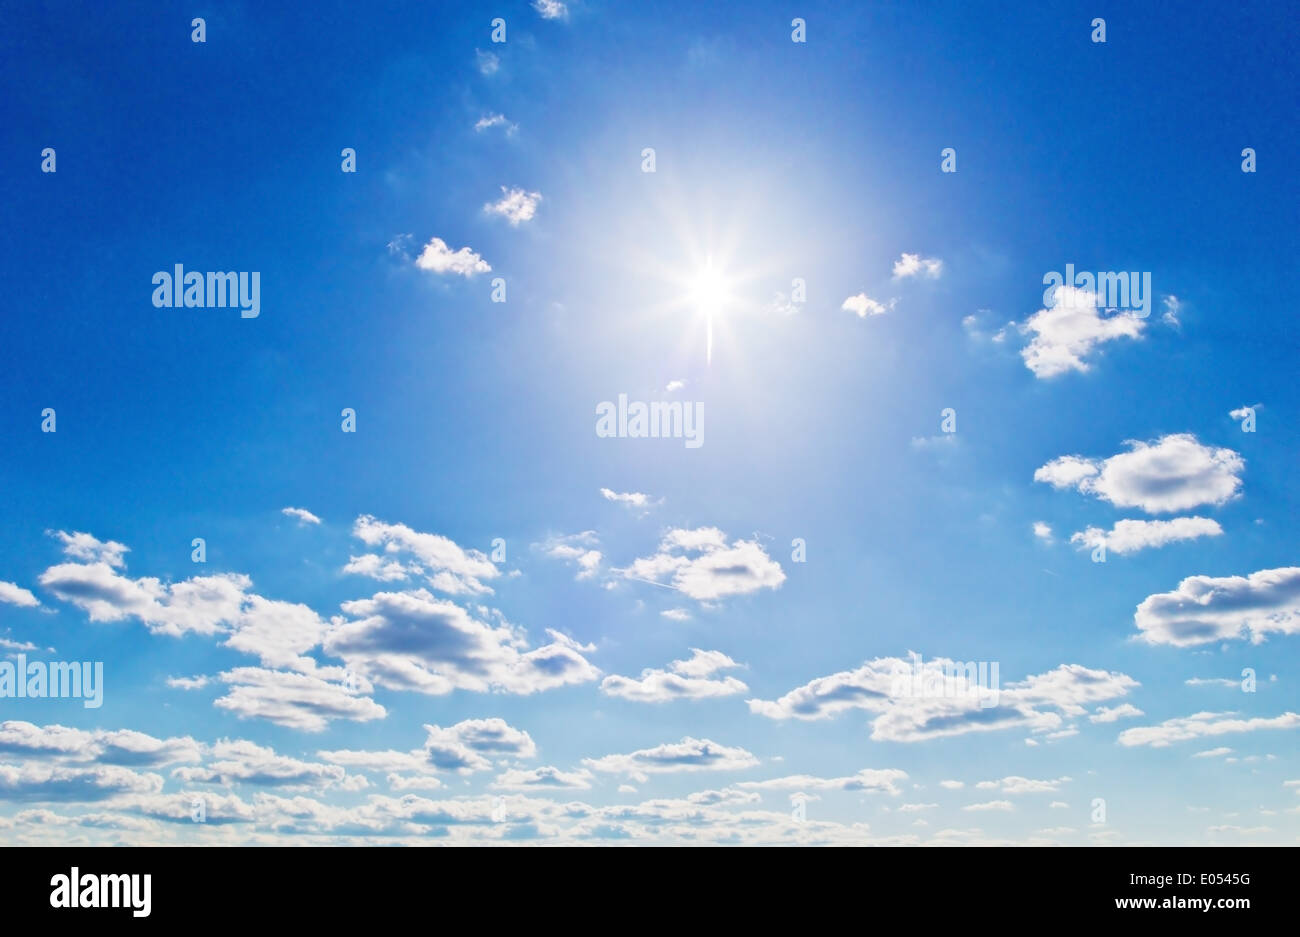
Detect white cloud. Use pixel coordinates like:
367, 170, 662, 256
963, 800, 1014, 812
493, 766, 592, 790
660, 608, 691, 622
413, 237, 491, 277
422, 719, 537, 773
738, 768, 908, 796
1162, 295, 1182, 327
1185, 678, 1238, 688
748, 656, 1138, 743
475, 50, 499, 75
214, 668, 386, 732
842, 293, 891, 317
342, 554, 418, 582
325, 589, 599, 697
533, 0, 568, 18
1118, 711, 1300, 748
173, 739, 348, 789
1193, 747, 1233, 758
624, 527, 785, 602
1089, 703, 1143, 723
166, 675, 209, 691
1134, 567, 1300, 646
1019, 286, 1145, 377
583, 737, 758, 783
1034, 434, 1244, 514
538, 531, 602, 580
600, 488, 659, 511
352, 516, 498, 596
892, 253, 943, 279
977, 775, 1071, 795
1069, 517, 1223, 555
474, 113, 517, 135
484, 186, 541, 226
280, 507, 321, 526
0, 721, 201, 767
600, 649, 747, 703
1032, 522, 1053, 544
52, 531, 129, 568
0, 582, 39, 608
938, 780, 964, 790
665, 380, 685, 393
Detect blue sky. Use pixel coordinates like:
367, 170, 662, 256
0, 1, 1296, 844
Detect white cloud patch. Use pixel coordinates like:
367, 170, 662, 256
1089, 703, 1143, 723
601, 649, 747, 703
413, 237, 491, 277
1134, 567, 1300, 646
1034, 434, 1244, 514
1119, 711, 1300, 748
533, 0, 568, 19
1070, 517, 1223, 555
737, 769, 908, 796
624, 528, 785, 602
0, 582, 39, 608
493, 766, 592, 790
748, 656, 1138, 743
842, 293, 892, 317
892, 253, 943, 279
538, 531, 602, 580
474, 113, 517, 135
1018, 286, 1145, 377
583, 737, 758, 783
351, 516, 498, 596
324, 589, 599, 697
281, 507, 321, 526
484, 186, 541, 226
214, 668, 386, 732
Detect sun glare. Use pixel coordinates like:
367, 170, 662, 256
686, 260, 732, 364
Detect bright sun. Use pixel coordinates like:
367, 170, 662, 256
686, 260, 732, 364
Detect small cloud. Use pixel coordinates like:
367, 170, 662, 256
600, 488, 660, 512
414, 238, 491, 277
1193, 747, 1233, 758
166, 675, 211, 691
665, 380, 685, 393
281, 507, 321, 526
1162, 295, 1182, 327
476, 50, 500, 75
661, 608, 691, 622
474, 113, 517, 136
0, 582, 40, 608
533, 0, 569, 19
842, 293, 892, 318
484, 186, 542, 226
892, 253, 943, 279
1032, 522, 1053, 544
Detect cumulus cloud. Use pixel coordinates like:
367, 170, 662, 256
414, 237, 491, 276
1034, 434, 1244, 514
1019, 286, 1145, 377
0, 582, 39, 608
1032, 522, 1053, 544
892, 253, 943, 279
600, 649, 747, 703
1089, 703, 1144, 723
975, 775, 1071, 795
623, 527, 785, 602
1134, 567, 1300, 646
422, 719, 537, 773
484, 186, 542, 226
281, 507, 321, 526
214, 668, 386, 732
324, 589, 599, 697
583, 737, 758, 783
1070, 517, 1223, 555
173, 739, 349, 789
748, 656, 1137, 743
351, 516, 499, 596
842, 293, 892, 317
0, 722, 201, 767
1118, 711, 1300, 748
